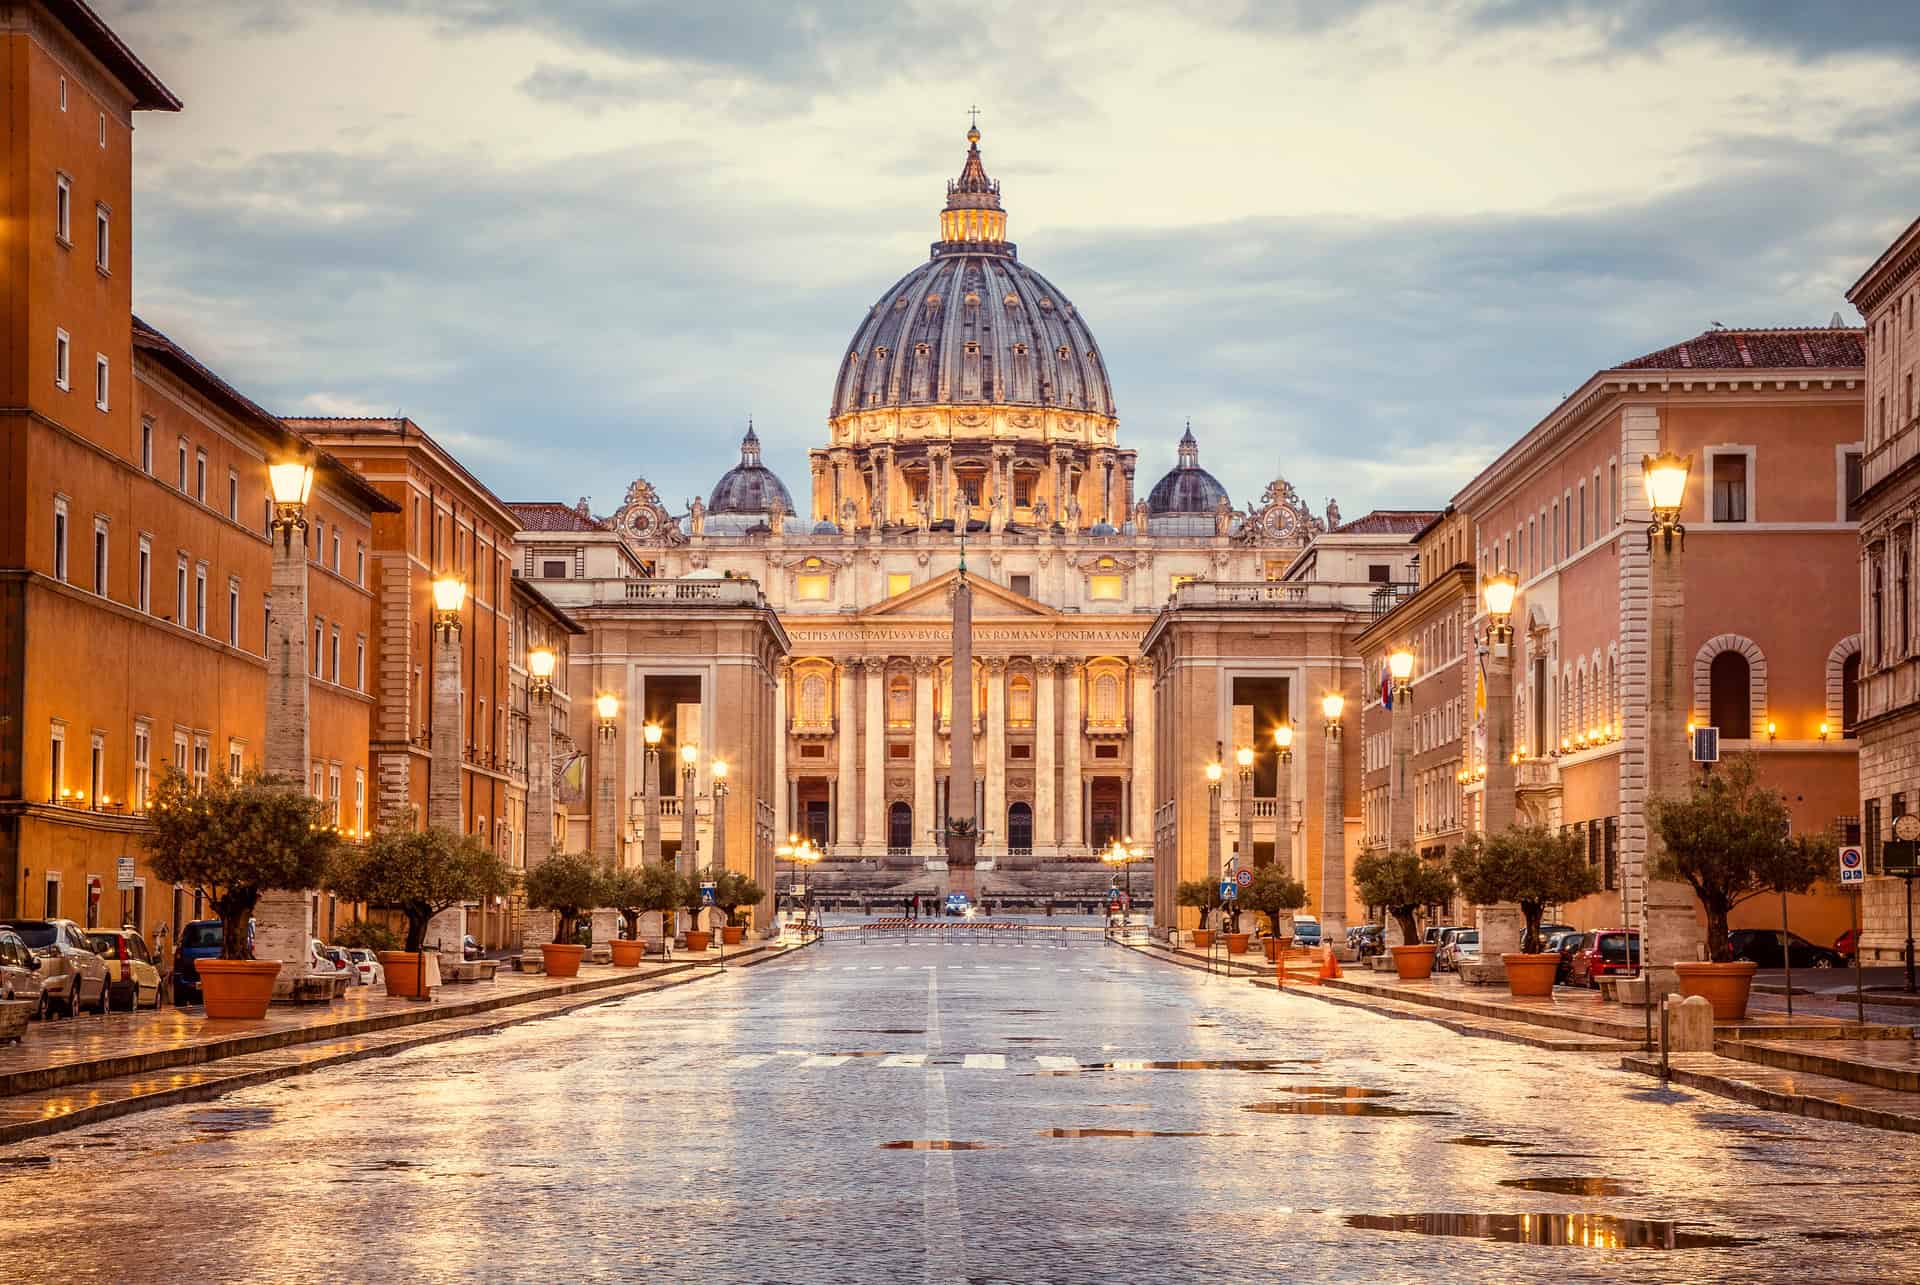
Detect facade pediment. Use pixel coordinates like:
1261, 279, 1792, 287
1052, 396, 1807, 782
862, 569, 1055, 619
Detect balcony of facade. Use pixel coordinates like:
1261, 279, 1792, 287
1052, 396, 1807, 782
537, 576, 769, 609
790, 715, 836, 739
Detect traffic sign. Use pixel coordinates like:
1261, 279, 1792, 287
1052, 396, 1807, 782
1839, 845, 1865, 885
1235, 868, 1254, 888
1218, 880, 1237, 902
699, 879, 716, 906
115, 856, 135, 890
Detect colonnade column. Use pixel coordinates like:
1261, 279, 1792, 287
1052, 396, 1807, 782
1060, 661, 1084, 852
983, 658, 1007, 856
1033, 658, 1057, 849
863, 657, 886, 854
1129, 661, 1153, 840
913, 657, 935, 856
836, 659, 858, 851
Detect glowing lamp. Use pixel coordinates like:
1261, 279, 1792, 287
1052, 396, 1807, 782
594, 693, 619, 722
1642, 450, 1691, 516
681, 742, 698, 766
1388, 649, 1415, 683
1204, 760, 1223, 784
644, 722, 663, 746
527, 647, 556, 681
1321, 692, 1345, 721
268, 460, 315, 508
712, 759, 728, 780
1274, 723, 1294, 751
1482, 570, 1519, 620
1235, 746, 1254, 769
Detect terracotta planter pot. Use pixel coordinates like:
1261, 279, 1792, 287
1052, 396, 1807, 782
1675, 960, 1758, 1021
721, 926, 745, 945
1502, 952, 1561, 998
378, 951, 424, 998
1226, 933, 1251, 955
1390, 944, 1438, 981
1191, 930, 1215, 949
196, 958, 281, 1020
608, 939, 645, 968
541, 943, 586, 978
686, 930, 712, 951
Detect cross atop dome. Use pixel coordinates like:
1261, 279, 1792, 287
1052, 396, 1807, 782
939, 116, 1008, 250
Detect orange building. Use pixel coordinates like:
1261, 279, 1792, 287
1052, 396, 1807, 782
0, 0, 393, 939
1453, 327, 1865, 946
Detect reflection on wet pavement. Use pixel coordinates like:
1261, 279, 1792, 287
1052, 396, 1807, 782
1497, 1176, 1633, 1197
1346, 1211, 1757, 1250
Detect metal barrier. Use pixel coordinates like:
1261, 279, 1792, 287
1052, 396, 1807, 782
833, 919, 1090, 946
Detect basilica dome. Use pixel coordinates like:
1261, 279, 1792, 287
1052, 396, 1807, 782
829, 127, 1115, 421
1145, 426, 1230, 533
708, 425, 794, 516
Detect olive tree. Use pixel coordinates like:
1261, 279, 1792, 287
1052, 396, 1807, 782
1449, 825, 1599, 953
327, 827, 514, 952
1239, 866, 1309, 939
1352, 846, 1456, 946
146, 769, 341, 961
602, 863, 678, 939
522, 854, 607, 946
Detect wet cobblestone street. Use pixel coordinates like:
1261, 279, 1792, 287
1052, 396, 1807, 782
3, 933, 1917, 1283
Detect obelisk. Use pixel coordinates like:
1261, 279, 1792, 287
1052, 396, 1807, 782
947, 500, 978, 895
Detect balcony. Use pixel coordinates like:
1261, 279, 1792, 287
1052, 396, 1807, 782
1368, 581, 1418, 620
536, 576, 769, 609
1084, 717, 1129, 739
1168, 580, 1384, 611
790, 717, 836, 738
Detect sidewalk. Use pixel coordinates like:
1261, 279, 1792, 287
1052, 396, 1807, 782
0, 939, 806, 1145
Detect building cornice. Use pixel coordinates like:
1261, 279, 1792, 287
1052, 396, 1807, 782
1848, 216, 1920, 313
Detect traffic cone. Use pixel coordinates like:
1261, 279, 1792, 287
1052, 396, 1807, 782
1319, 949, 1342, 981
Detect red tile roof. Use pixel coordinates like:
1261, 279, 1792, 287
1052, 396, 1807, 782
511, 502, 609, 532
1335, 510, 1444, 535
1617, 327, 1864, 372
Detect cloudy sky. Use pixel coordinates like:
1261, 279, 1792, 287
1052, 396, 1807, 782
104, 0, 1920, 519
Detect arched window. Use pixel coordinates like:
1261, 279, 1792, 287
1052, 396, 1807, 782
1092, 673, 1121, 725
1709, 650, 1752, 738
799, 674, 827, 725
1843, 652, 1861, 732
1009, 674, 1033, 727
888, 802, 913, 851
888, 674, 912, 727
1007, 801, 1033, 852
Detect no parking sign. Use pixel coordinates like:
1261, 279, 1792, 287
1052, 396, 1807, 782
1839, 845, 1865, 885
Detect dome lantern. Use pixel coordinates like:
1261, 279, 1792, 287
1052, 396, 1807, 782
939, 118, 1009, 252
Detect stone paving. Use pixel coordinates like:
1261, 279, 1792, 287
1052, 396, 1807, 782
3, 933, 1919, 1281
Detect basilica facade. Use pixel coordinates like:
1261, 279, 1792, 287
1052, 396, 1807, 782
515, 127, 1344, 890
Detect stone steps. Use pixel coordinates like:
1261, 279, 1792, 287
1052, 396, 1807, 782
1621, 1051, 1920, 1135
1718, 1037, 1920, 1094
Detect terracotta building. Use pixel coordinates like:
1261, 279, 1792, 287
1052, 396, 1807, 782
1453, 326, 1865, 945
498, 574, 583, 949
0, 3, 392, 945
1848, 220, 1920, 963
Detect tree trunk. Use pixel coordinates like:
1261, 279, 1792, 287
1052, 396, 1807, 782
405, 909, 431, 953
1393, 908, 1420, 946
1520, 901, 1543, 954
1704, 896, 1733, 963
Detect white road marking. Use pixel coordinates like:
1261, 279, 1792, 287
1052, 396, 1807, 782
1035, 1056, 1079, 1071
961, 1054, 1005, 1069
800, 1054, 852, 1068
724, 1054, 775, 1069
880, 1053, 927, 1067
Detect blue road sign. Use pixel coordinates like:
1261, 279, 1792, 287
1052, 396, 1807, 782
1219, 880, 1237, 902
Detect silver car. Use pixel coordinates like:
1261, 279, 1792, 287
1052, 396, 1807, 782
0, 928, 44, 1013
0, 919, 110, 1017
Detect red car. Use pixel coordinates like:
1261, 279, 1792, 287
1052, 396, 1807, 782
1567, 929, 1640, 987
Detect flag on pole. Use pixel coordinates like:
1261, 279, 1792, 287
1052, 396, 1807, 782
1379, 660, 1393, 711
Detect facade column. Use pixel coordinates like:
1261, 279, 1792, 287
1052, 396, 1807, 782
1130, 661, 1153, 841
836, 659, 859, 852
256, 512, 312, 995
1322, 704, 1347, 940
1644, 499, 1705, 982
983, 658, 1007, 856
773, 661, 789, 844
863, 657, 886, 854
913, 657, 936, 855
1033, 658, 1058, 849
1060, 661, 1084, 851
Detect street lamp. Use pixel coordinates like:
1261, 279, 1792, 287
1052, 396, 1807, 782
1321, 691, 1346, 942
267, 459, 315, 549
641, 721, 663, 864
1273, 722, 1295, 879
1388, 647, 1415, 695
680, 741, 700, 875
1643, 449, 1691, 551
1234, 744, 1255, 879
1482, 570, 1519, 649
1387, 648, 1415, 849
431, 574, 466, 639
1204, 745, 1224, 935
257, 456, 318, 991
595, 692, 619, 739
528, 645, 556, 699
711, 757, 730, 887
1101, 836, 1144, 925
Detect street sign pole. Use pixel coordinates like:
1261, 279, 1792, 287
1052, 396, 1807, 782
1780, 889, 1793, 1018
1854, 885, 1864, 1024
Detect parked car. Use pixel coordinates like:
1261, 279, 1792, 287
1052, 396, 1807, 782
1835, 928, 1859, 962
462, 935, 482, 961
1440, 929, 1481, 971
1567, 929, 1640, 987
1728, 929, 1845, 970
1545, 930, 1586, 983
86, 929, 162, 1010
344, 948, 385, 988
944, 892, 973, 918
172, 918, 226, 1005
1348, 924, 1385, 957
1423, 924, 1463, 951
0, 928, 45, 1013
315, 944, 357, 982
1536, 922, 1576, 945
0, 918, 110, 1017
1432, 926, 1468, 969
1290, 915, 1323, 949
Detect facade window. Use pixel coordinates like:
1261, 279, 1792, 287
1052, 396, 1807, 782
541, 560, 567, 579
228, 740, 244, 779
353, 769, 366, 833
55, 173, 71, 242
94, 355, 109, 410
177, 439, 188, 490
140, 419, 153, 473
174, 558, 188, 627
136, 538, 151, 612
1577, 481, 1587, 547
327, 766, 342, 823
888, 674, 913, 727
1010, 574, 1032, 597
331, 530, 341, 572
1844, 449, 1865, 518
44, 874, 60, 919
192, 736, 209, 792
95, 205, 109, 272
228, 578, 241, 645
132, 722, 151, 812
355, 638, 366, 691
54, 328, 70, 390
1867, 797, 1883, 872
49, 723, 65, 801
52, 497, 68, 582
1843, 651, 1862, 731
355, 544, 365, 586
194, 565, 207, 634
1708, 650, 1752, 739
1901, 535, 1913, 659
799, 674, 827, 725
887, 572, 911, 597
58, 76, 66, 110
172, 730, 187, 772
312, 621, 323, 676
330, 628, 341, 683
1089, 574, 1122, 600
1872, 550, 1887, 665
92, 518, 108, 595
194, 450, 206, 502
1710, 452, 1749, 523
228, 470, 239, 520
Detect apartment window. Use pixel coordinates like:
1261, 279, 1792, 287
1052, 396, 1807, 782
136, 538, 150, 613
94, 355, 109, 410
1609, 462, 1619, 527
54, 328, 70, 390
172, 730, 188, 772
89, 733, 104, 807
52, 497, 68, 582
133, 722, 150, 812
1872, 551, 1886, 665
58, 76, 66, 110
55, 173, 71, 242
1867, 797, 1883, 872
194, 565, 207, 634
227, 470, 239, 520
192, 736, 209, 791
329, 629, 341, 683
1900, 536, 1913, 658
1577, 481, 1587, 546
312, 621, 323, 676
194, 450, 206, 502
92, 518, 108, 596
49, 723, 65, 801
541, 560, 567, 579
1010, 573, 1032, 597
327, 766, 342, 823
355, 544, 365, 586
176, 439, 188, 491
228, 740, 244, 779
1844, 449, 1865, 519
1708, 650, 1752, 739
95, 205, 109, 272
353, 768, 366, 833
355, 638, 366, 691
331, 530, 341, 572
139, 420, 153, 473
1710, 451, 1750, 523
310, 764, 322, 798
262, 598, 271, 657
97, 113, 105, 148
227, 578, 240, 646
175, 559, 188, 627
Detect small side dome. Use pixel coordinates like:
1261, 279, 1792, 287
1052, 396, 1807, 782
708, 423, 795, 516
812, 519, 841, 535
1087, 520, 1117, 537
1146, 423, 1231, 534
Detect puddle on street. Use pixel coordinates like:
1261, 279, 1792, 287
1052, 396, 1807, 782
0, 1156, 52, 1168
1245, 1101, 1451, 1118
1345, 1212, 1757, 1250
1499, 1177, 1633, 1197
1262, 1085, 1399, 1099
1058, 1059, 1311, 1074
1445, 1135, 1535, 1149
1042, 1128, 1241, 1139
879, 1140, 998, 1151
838, 1029, 924, 1035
